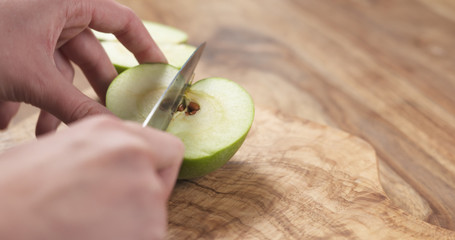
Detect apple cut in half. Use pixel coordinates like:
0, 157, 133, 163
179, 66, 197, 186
106, 64, 255, 179
101, 41, 196, 72
96, 19, 197, 72
92, 20, 188, 44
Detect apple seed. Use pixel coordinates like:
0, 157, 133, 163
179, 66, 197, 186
187, 101, 200, 115
177, 103, 186, 112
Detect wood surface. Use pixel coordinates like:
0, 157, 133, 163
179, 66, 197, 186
111, 0, 455, 231
2, 106, 454, 239
168, 109, 453, 239
2, 0, 455, 237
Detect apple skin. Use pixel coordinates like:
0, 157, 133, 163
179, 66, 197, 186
166, 77, 254, 179
106, 64, 254, 180
177, 129, 249, 179
113, 64, 129, 74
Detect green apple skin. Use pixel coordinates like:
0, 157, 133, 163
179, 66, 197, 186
176, 125, 249, 179
113, 64, 129, 74
106, 64, 254, 179
167, 78, 254, 179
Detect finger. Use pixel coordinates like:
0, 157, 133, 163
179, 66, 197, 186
54, 49, 75, 81
0, 101, 20, 129
158, 162, 182, 198
68, 116, 183, 196
145, 130, 183, 197
35, 51, 74, 136
33, 67, 114, 124
124, 121, 184, 195
88, 1, 167, 63
61, 29, 117, 103
35, 111, 61, 136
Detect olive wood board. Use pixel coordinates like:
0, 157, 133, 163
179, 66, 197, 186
0, 108, 453, 239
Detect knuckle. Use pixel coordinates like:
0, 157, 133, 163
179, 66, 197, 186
68, 99, 105, 123
122, 6, 137, 23
114, 6, 137, 36
116, 155, 168, 196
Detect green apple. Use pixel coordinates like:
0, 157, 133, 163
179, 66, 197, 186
96, 20, 196, 72
92, 20, 188, 44
106, 64, 255, 179
101, 41, 196, 72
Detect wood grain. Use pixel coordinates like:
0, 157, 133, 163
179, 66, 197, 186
2, 0, 455, 235
168, 109, 453, 239
2, 106, 455, 239
108, 0, 455, 230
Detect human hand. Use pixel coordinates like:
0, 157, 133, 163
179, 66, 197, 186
0, 0, 166, 135
0, 115, 183, 240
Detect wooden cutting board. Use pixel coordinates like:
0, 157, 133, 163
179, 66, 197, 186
1, 107, 453, 239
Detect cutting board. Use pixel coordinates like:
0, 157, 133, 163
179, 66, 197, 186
0, 107, 453, 239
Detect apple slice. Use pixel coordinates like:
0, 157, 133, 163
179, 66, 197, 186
101, 41, 196, 72
106, 64, 255, 179
159, 43, 197, 68
93, 20, 188, 44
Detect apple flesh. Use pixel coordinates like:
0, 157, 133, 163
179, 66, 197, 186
94, 20, 195, 72
106, 64, 255, 179
101, 41, 196, 72
92, 20, 188, 44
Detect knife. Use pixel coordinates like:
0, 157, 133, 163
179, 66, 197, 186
142, 42, 206, 130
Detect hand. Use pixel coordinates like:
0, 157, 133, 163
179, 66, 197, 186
0, 115, 184, 240
0, 0, 166, 135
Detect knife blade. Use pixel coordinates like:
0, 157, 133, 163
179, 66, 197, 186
142, 42, 206, 130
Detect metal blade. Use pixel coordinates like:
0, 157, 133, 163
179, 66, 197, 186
142, 42, 206, 130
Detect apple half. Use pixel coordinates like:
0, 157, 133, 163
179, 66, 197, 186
94, 20, 195, 72
106, 64, 255, 179
92, 20, 188, 44
101, 41, 196, 72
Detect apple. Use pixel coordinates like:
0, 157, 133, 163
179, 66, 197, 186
101, 41, 196, 72
106, 64, 255, 179
92, 20, 188, 44
93, 20, 195, 72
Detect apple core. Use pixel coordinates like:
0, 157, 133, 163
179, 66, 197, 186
106, 64, 254, 179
